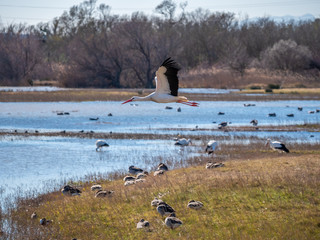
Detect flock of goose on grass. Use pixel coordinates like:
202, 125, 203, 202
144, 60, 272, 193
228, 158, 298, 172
31, 136, 290, 231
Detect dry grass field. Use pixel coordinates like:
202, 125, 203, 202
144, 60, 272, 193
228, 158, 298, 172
2, 142, 320, 239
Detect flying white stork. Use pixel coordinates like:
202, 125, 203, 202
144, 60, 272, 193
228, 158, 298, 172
266, 139, 290, 153
122, 58, 199, 107
205, 140, 218, 155
95, 140, 109, 151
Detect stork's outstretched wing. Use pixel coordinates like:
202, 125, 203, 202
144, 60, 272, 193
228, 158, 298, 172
155, 57, 180, 96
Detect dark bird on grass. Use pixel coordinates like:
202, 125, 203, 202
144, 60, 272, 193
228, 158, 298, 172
61, 185, 81, 196
95, 189, 114, 198
206, 162, 225, 169
40, 218, 52, 225
266, 139, 290, 153
154, 169, 165, 176
122, 58, 198, 107
136, 171, 148, 179
91, 184, 102, 191
157, 202, 175, 216
165, 213, 183, 229
156, 163, 169, 171
129, 165, 144, 175
205, 140, 218, 155
95, 140, 109, 151
187, 200, 204, 210
123, 176, 136, 182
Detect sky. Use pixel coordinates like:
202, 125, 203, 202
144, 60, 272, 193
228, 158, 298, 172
0, 0, 319, 26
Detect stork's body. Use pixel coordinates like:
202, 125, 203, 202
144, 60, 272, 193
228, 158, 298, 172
122, 58, 198, 107
95, 140, 109, 151
266, 139, 290, 153
205, 140, 218, 154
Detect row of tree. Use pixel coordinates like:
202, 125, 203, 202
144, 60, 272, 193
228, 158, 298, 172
0, 0, 319, 88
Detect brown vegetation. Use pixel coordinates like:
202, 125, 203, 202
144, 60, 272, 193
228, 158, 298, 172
0, 1, 319, 88
4, 152, 320, 239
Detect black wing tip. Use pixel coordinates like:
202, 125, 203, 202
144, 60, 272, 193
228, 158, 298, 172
161, 57, 180, 71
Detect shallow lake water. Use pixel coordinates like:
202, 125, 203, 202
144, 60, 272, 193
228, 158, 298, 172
0, 100, 320, 209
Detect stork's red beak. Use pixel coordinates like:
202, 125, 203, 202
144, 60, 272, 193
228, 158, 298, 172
122, 98, 133, 104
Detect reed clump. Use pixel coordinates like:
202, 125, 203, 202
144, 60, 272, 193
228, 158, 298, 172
4, 153, 320, 239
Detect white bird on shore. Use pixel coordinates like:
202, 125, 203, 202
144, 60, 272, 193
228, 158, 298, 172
266, 139, 290, 153
95, 140, 109, 151
175, 138, 191, 146
205, 140, 218, 155
122, 58, 199, 107
165, 213, 183, 229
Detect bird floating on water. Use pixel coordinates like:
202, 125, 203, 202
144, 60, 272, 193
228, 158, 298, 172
266, 139, 290, 153
95, 140, 109, 151
174, 138, 191, 146
205, 140, 218, 155
250, 119, 258, 126
122, 58, 199, 107
165, 213, 183, 229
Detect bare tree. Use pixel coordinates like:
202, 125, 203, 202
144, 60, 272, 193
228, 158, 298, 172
0, 24, 43, 85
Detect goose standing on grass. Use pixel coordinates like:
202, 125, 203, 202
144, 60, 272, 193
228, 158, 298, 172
95, 140, 109, 151
165, 213, 183, 229
151, 197, 164, 207
175, 138, 191, 146
156, 163, 169, 171
136, 219, 150, 230
266, 139, 290, 153
91, 184, 102, 191
95, 189, 114, 198
187, 200, 204, 210
157, 202, 175, 216
205, 140, 218, 155
129, 165, 144, 175
61, 185, 81, 196
122, 58, 199, 107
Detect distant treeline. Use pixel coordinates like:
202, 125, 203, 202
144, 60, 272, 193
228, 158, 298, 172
0, 0, 319, 88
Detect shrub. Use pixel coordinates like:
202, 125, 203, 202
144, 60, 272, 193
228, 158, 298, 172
267, 83, 280, 89
261, 39, 312, 71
